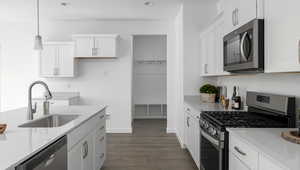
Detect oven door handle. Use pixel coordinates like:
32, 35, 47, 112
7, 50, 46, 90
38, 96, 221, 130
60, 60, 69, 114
201, 130, 223, 149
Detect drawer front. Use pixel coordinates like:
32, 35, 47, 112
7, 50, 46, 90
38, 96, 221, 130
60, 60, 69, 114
229, 135, 259, 170
95, 152, 106, 170
95, 134, 105, 155
184, 103, 200, 118
68, 110, 105, 150
95, 126, 106, 155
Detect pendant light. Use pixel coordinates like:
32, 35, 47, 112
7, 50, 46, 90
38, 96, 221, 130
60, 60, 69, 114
34, 0, 43, 50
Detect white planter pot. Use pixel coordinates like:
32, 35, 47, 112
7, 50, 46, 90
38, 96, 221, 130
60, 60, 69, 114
200, 93, 216, 103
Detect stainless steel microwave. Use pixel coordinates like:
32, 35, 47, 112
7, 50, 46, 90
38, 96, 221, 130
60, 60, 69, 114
223, 19, 264, 72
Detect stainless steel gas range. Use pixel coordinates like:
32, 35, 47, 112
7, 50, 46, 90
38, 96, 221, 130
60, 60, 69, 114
199, 91, 296, 170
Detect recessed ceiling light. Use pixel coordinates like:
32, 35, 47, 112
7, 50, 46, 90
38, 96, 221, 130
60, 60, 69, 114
61, 2, 70, 6
144, 1, 154, 6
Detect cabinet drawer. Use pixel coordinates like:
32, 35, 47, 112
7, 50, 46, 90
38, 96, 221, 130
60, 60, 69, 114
95, 135, 105, 155
95, 153, 105, 170
68, 110, 105, 150
96, 124, 106, 138
94, 124, 106, 156
229, 135, 259, 170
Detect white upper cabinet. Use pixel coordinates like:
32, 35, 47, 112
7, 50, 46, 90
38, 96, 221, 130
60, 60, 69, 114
73, 34, 120, 58
200, 16, 230, 77
264, 0, 300, 73
223, 0, 264, 35
73, 37, 94, 57
39, 42, 75, 77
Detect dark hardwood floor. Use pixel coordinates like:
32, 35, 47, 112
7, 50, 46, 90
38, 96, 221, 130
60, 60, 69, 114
102, 119, 198, 170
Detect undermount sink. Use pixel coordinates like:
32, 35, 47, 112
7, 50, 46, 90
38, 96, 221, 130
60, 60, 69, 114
19, 114, 79, 128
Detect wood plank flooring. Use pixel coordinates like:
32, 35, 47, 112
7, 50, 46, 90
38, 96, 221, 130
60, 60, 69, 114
102, 119, 198, 170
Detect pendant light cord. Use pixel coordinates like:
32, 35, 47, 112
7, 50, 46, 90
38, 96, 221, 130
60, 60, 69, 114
37, 0, 40, 35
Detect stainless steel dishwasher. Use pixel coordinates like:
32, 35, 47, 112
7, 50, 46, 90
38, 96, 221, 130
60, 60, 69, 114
16, 136, 67, 170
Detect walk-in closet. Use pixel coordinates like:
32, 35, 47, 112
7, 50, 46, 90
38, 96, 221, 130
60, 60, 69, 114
132, 35, 167, 120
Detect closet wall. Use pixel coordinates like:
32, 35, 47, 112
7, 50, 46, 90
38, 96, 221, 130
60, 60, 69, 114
132, 35, 167, 119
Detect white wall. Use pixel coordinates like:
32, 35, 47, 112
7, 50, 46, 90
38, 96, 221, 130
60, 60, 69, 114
183, 0, 218, 96
0, 20, 177, 133
173, 0, 218, 147
174, 5, 184, 145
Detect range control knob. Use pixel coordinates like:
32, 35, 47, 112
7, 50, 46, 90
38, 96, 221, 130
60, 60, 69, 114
204, 122, 209, 129
210, 128, 217, 136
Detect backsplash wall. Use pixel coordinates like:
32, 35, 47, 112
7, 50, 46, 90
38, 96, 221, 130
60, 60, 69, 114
217, 73, 300, 112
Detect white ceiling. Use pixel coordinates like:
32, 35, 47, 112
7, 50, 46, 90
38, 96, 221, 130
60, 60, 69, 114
0, 0, 183, 22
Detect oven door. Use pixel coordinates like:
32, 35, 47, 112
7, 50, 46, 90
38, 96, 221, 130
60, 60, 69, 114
200, 130, 224, 170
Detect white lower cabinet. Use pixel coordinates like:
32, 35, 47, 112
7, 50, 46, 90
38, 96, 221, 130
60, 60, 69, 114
229, 134, 288, 170
229, 151, 251, 170
184, 105, 200, 168
93, 120, 106, 169
258, 155, 287, 170
68, 134, 94, 170
68, 110, 106, 170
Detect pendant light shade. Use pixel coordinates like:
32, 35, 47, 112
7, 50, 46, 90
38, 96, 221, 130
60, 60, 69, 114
34, 35, 43, 50
34, 0, 43, 50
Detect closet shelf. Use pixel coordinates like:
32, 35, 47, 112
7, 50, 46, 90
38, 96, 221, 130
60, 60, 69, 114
134, 59, 166, 64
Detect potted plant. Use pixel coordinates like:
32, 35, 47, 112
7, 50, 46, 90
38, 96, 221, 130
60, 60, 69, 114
199, 84, 218, 103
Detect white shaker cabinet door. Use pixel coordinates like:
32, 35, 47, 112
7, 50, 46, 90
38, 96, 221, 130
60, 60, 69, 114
229, 151, 251, 170
74, 37, 94, 57
258, 155, 287, 170
68, 141, 82, 170
94, 37, 117, 58
58, 44, 74, 76
265, 0, 300, 73
68, 134, 94, 170
237, 0, 257, 26
40, 45, 57, 77
223, 0, 238, 35
40, 42, 75, 77
82, 134, 94, 170
191, 115, 200, 168
223, 0, 259, 35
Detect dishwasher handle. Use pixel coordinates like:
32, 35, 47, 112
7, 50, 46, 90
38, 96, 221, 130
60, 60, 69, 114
44, 154, 56, 167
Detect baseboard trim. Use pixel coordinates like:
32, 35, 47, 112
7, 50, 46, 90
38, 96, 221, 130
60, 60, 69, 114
167, 128, 176, 133
106, 128, 132, 133
176, 133, 186, 149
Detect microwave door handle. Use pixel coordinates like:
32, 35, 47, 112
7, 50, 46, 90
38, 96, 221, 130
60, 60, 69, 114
240, 32, 248, 61
232, 10, 234, 26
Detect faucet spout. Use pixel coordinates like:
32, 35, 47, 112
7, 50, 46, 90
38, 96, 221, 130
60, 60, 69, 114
27, 81, 52, 120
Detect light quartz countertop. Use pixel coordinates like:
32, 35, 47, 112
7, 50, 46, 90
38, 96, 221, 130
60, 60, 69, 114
0, 105, 106, 170
33, 92, 80, 101
228, 128, 300, 170
184, 96, 244, 115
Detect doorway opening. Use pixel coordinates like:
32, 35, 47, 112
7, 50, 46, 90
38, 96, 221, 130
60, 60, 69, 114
132, 35, 167, 132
